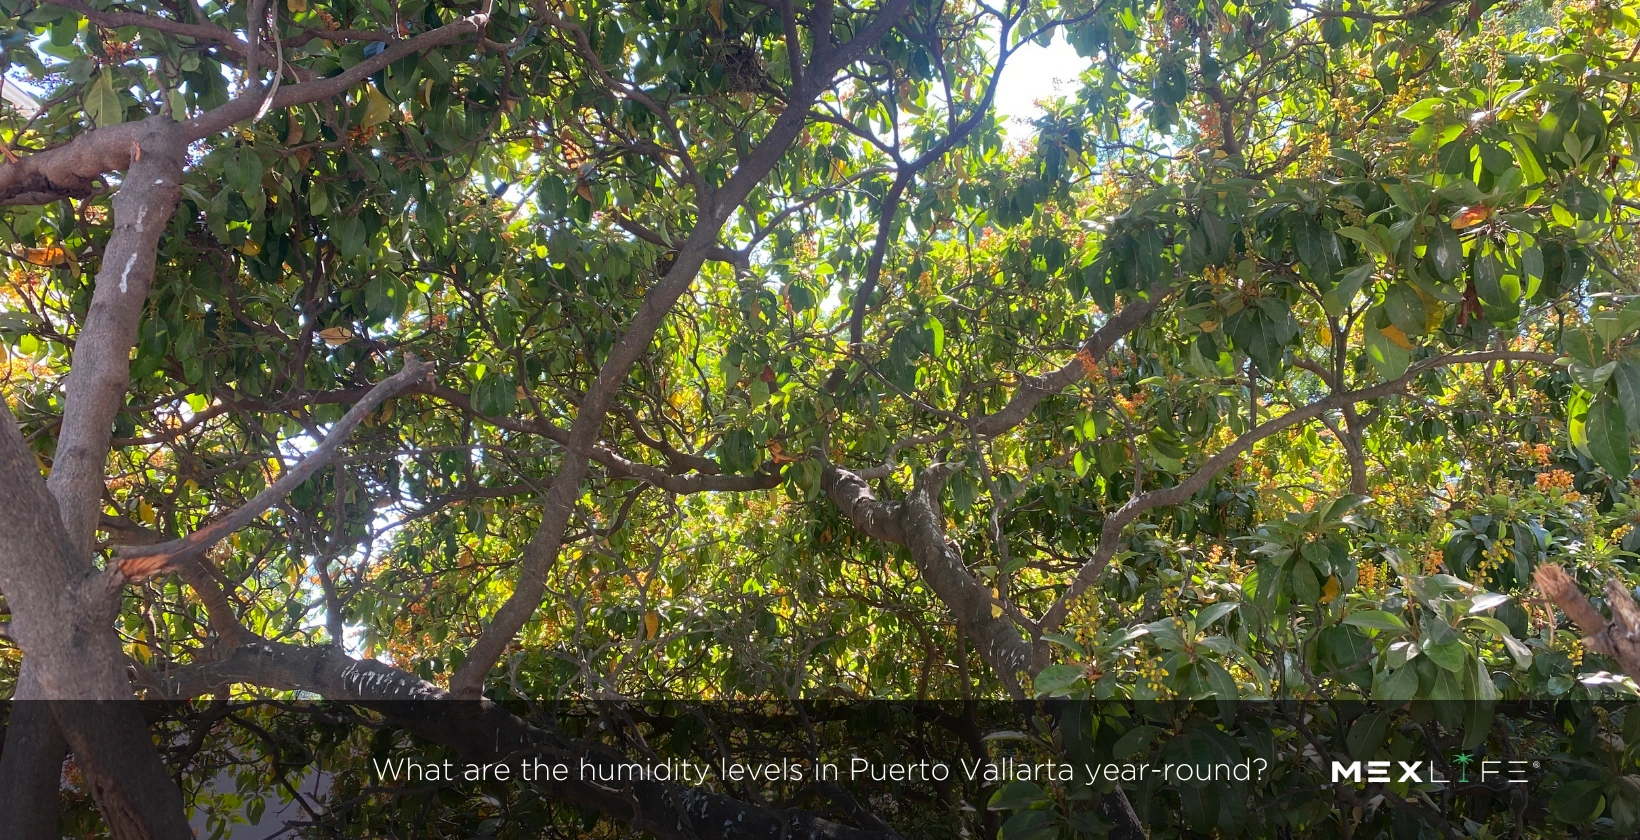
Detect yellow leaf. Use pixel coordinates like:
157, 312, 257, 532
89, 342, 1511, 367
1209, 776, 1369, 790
1320, 575, 1340, 604
707, 0, 725, 29
644, 611, 660, 639
990, 588, 1003, 619
287, 0, 307, 11
20, 246, 68, 266
1380, 324, 1412, 350
1198, 319, 1219, 334
361, 87, 395, 129
238, 240, 261, 257
138, 498, 155, 524
317, 326, 355, 346
1319, 326, 1333, 347
1415, 285, 1446, 333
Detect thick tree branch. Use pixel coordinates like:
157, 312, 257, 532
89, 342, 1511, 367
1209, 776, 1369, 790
152, 640, 899, 840
819, 462, 1034, 692
0, 405, 194, 839
447, 0, 915, 698
969, 284, 1169, 439
45, 117, 186, 554
1535, 564, 1640, 677
112, 357, 431, 580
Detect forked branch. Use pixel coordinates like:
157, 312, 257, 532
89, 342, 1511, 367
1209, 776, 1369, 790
112, 357, 432, 581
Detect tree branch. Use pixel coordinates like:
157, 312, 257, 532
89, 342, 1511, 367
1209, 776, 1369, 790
46, 117, 186, 554
112, 357, 431, 581
969, 284, 1169, 439
152, 640, 900, 840
1535, 564, 1640, 677
1038, 350, 1559, 632
446, 0, 915, 698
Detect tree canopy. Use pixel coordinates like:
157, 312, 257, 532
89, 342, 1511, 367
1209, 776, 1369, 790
5, 0, 1640, 836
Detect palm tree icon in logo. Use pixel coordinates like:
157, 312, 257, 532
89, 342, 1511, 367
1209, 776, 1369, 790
1452, 752, 1474, 783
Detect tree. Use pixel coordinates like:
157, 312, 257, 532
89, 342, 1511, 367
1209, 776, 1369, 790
4, 0, 1640, 836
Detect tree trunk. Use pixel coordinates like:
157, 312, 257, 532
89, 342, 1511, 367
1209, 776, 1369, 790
0, 666, 69, 839
0, 116, 194, 838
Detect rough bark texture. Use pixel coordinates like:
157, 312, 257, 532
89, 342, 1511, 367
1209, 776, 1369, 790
0, 409, 192, 839
0, 668, 70, 840
820, 463, 1037, 691
1535, 563, 1640, 677
46, 116, 186, 554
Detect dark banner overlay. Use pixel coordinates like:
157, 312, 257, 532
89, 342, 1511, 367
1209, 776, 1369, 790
7, 698, 1633, 838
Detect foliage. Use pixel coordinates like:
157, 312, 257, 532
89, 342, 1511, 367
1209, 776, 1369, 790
7, 0, 1640, 836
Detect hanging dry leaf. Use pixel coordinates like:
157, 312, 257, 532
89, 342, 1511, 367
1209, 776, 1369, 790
318, 326, 355, 346
643, 611, 660, 640
19, 245, 69, 266
768, 440, 798, 464
1449, 205, 1492, 229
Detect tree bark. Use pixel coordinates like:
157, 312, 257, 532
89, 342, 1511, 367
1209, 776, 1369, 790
1535, 564, 1640, 677
46, 116, 186, 554
820, 463, 1037, 693
0, 407, 193, 839
0, 117, 193, 839
0, 666, 69, 839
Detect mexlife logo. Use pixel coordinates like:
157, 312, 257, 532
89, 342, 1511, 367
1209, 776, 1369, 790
1331, 755, 1529, 785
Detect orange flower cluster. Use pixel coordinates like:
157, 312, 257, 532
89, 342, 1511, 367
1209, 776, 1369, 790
1112, 391, 1147, 415
1076, 347, 1099, 382
1536, 469, 1575, 492
100, 36, 136, 65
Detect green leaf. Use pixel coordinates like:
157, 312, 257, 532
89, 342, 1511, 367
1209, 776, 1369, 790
1364, 322, 1410, 379
1194, 601, 1237, 630
999, 809, 1060, 840
1614, 356, 1640, 429
1373, 665, 1418, 700
1198, 658, 1240, 713
1586, 391, 1631, 477
1343, 610, 1409, 633
1550, 780, 1607, 824
989, 780, 1049, 811
473, 372, 518, 417
85, 72, 123, 127
1423, 640, 1468, 673
1385, 281, 1428, 336
1427, 224, 1463, 283
1112, 724, 1163, 758
309, 179, 330, 216
1397, 97, 1443, 121
1346, 711, 1389, 757
1032, 664, 1084, 697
